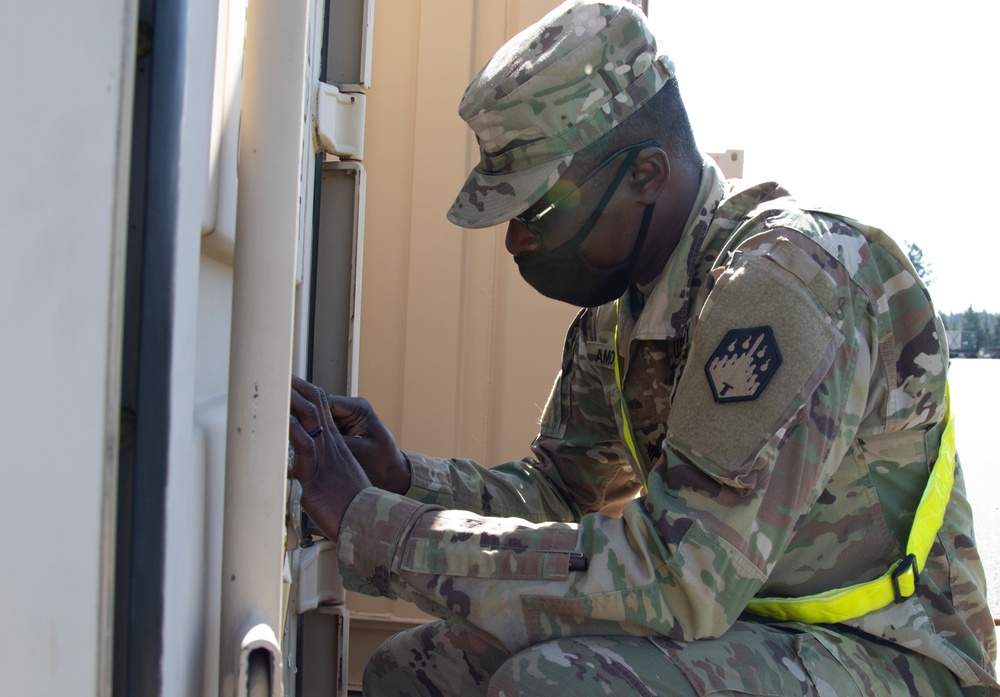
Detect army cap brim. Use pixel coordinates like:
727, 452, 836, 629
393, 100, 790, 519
446, 154, 573, 230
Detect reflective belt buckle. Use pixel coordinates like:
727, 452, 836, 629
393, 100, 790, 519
891, 553, 919, 604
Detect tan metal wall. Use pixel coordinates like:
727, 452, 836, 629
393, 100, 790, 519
359, 0, 574, 468
345, 0, 574, 683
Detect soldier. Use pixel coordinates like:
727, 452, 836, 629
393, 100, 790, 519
289, 1, 999, 695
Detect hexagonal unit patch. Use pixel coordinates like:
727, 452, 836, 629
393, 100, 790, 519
704, 326, 782, 404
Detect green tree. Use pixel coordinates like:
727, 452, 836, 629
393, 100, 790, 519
905, 242, 935, 286
985, 313, 1000, 350
961, 305, 982, 351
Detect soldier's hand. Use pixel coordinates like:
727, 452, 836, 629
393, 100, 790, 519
326, 393, 411, 495
289, 375, 371, 541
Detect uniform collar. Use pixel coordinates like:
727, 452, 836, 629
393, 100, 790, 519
619, 159, 793, 342
621, 157, 725, 341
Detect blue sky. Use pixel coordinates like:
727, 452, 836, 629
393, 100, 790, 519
649, 1, 999, 313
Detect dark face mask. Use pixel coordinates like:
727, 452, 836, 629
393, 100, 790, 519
514, 144, 657, 307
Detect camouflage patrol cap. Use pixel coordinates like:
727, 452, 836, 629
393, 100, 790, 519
447, 0, 675, 230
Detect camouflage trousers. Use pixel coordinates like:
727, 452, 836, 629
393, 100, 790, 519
363, 618, 977, 697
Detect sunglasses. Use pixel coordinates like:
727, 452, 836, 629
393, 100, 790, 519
514, 138, 661, 237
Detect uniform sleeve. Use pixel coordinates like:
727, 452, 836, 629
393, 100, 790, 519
338, 228, 875, 653
397, 309, 643, 523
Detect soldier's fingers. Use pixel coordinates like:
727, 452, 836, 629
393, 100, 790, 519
288, 413, 316, 480
290, 386, 325, 431
291, 374, 315, 396
326, 394, 358, 418
327, 394, 372, 433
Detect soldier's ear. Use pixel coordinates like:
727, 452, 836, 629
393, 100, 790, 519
630, 147, 669, 205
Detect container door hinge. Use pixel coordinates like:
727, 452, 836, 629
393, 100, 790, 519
316, 83, 366, 159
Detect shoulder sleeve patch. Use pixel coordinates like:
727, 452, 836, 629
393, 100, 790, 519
669, 255, 843, 490
705, 326, 782, 403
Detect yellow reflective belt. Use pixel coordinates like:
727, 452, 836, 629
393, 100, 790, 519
746, 383, 956, 623
612, 298, 956, 623
613, 300, 648, 491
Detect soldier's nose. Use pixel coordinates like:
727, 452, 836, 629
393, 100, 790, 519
505, 220, 541, 258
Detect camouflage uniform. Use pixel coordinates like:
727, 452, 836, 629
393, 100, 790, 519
336, 1, 999, 694
340, 161, 998, 695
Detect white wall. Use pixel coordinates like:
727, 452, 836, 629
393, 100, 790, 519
0, 0, 137, 694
